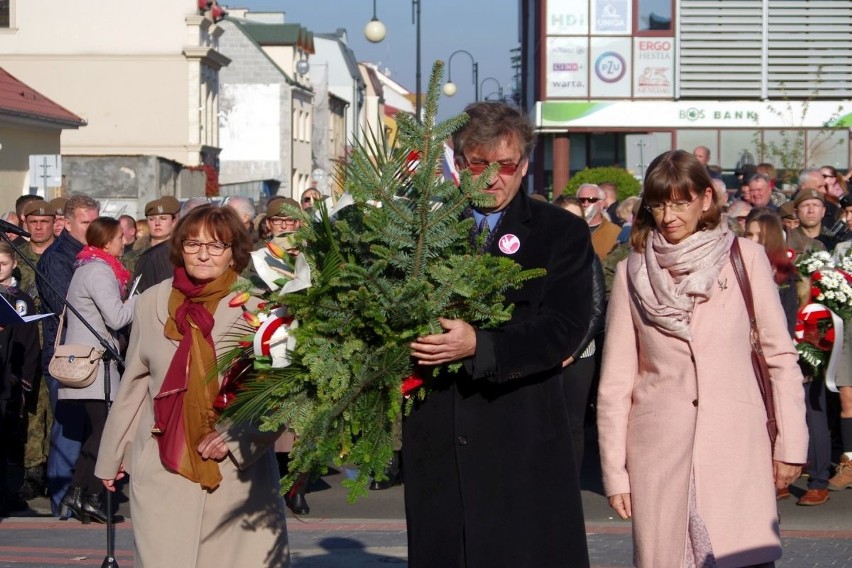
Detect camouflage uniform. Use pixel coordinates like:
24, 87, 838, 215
17, 242, 52, 496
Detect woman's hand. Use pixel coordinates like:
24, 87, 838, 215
609, 493, 632, 519
197, 431, 229, 461
562, 356, 575, 368
102, 464, 126, 493
774, 460, 802, 489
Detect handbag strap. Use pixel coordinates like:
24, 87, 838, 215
729, 238, 777, 424
53, 306, 66, 352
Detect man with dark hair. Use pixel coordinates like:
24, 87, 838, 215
405, 101, 593, 567
37, 193, 100, 516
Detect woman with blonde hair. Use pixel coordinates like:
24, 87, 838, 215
598, 150, 808, 567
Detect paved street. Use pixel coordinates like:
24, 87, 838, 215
2, 438, 850, 567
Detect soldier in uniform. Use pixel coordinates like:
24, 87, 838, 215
16, 199, 57, 501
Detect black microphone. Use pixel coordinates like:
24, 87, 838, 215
0, 218, 31, 239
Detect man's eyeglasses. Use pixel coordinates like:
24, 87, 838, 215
578, 197, 601, 204
268, 217, 298, 227
459, 156, 523, 176
644, 195, 700, 215
182, 240, 231, 256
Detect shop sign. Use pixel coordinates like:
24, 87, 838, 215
547, 37, 589, 98
590, 37, 631, 97
592, 0, 630, 34
633, 38, 674, 98
547, 0, 588, 35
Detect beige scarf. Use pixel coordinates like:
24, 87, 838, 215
627, 222, 734, 341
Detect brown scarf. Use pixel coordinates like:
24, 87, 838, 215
152, 267, 237, 490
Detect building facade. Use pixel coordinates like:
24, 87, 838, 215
521, 0, 852, 195
217, 12, 314, 200
0, 0, 226, 210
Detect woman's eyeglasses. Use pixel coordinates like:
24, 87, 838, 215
644, 195, 700, 215
268, 217, 298, 228
182, 240, 231, 256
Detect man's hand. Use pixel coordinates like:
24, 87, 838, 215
410, 318, 476, 366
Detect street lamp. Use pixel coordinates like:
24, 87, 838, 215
364, 0, 386, 43
479, 77, 503, 101
442, 50, 479, 102
364, 0, 422, 123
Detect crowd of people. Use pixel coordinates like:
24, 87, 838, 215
0, 103, 849, 567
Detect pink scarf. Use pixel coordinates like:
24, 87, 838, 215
627, 221, 734, 341
76, 246, 132, 298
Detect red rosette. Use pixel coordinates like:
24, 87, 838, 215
401, 370, 424, 397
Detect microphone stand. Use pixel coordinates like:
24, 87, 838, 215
0, 230, 124, 568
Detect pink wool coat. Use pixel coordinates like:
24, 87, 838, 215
598, 237, 808, 568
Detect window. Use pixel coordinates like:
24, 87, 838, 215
0, 1, 10, 28
635, 0, 672, 35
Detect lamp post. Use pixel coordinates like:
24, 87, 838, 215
363, 0, 423, 123
364, 0, 386, 43
442, 50, 479, 102
479, 77, 503, 101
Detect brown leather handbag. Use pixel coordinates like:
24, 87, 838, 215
729, 238, 778, 448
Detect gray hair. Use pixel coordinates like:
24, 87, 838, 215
180, 196, 211, 216
576, 183, 605, 200
65, 194, 101, 219
223, 195, 256, 220
799, 168, 823, 189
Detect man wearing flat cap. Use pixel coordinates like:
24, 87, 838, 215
133, 195, 181, 294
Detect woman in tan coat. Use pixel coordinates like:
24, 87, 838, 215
95, 206, 289, 567
598, 150, 808, 568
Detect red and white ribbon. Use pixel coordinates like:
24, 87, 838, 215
795, 303, 842, 393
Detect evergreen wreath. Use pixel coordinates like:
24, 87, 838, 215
218, 62, 543, 500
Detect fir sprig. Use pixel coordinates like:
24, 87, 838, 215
219, 61, 543, 501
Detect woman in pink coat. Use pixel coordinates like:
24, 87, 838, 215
597, 150, 808, 568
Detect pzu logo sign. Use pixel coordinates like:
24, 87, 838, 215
679, 108, 705, 121
594, 52, 626, 83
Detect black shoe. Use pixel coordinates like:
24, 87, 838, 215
284, 474, 310, 515
18, 466, 46, 501
369, 452, 401, 491
81, 492, 124, 525
59, 485, 87, 523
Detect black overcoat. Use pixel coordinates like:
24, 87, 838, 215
403, 189, 594, 567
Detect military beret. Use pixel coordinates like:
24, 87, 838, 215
48, 197, 69, 217
266, 197, 299, 218
144, 196, 181, 216
793, 189, 825, 209
22, 199, 55, 217
777, 201, 796, 220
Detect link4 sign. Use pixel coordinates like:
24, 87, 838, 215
547, 37, 589, 98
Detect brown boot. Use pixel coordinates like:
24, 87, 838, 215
828, 454, 852, 491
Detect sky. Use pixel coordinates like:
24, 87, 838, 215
236, 0, 520, 121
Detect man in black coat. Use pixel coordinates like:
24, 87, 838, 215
406, 102, 593, 567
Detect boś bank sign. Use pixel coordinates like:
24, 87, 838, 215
536, 100, 852, 130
